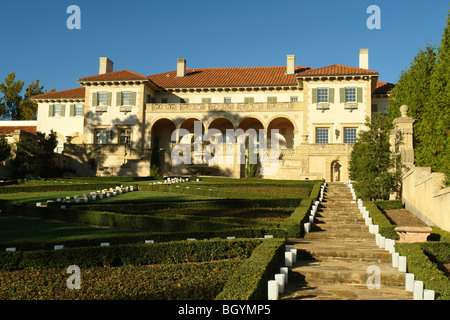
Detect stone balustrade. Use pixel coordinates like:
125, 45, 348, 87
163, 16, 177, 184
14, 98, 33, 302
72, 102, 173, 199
147, 101, 303, 113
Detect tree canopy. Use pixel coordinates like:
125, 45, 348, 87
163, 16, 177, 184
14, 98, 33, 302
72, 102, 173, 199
0, 73, 53, 120
387, 9, 450, 177
349, 113, 402, 200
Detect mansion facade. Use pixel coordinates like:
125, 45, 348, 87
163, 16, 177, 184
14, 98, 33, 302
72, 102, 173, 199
31, 49, 394, 181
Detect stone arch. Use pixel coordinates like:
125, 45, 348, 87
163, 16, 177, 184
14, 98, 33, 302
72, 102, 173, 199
330, 159, 342, 182
207, 117, 235, 143
237, 116, 265, 132
179, 118, 205, 143
150, 118, 176, 148
267, 116, 296, 149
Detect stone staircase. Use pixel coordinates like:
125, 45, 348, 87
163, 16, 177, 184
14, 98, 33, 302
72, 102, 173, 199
281, 182, 413, 300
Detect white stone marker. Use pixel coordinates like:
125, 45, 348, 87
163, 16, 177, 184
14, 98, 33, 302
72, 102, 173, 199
187, 238, 195, 241
264, 235, 273, 239
145, 240, 154, 244
285, 251, 293, 267
378, 236, 385, 249
275, 274, 285, 294
290, 248, 297, 264
6, 247, 16, 252
268, 280, 279, 300
304, 223, 311, 233
227, 236, 236, 240
413, 280, 424, 300
280, 267, 288, 284
54, 245, 64, 250
100, 242, 110, 247
398, 256, 407, 272
423, 289, 435, 300
389, 240, 396, 254
373, 225, 379, 234
405, 273, 415, 292
392, 252, 399, 268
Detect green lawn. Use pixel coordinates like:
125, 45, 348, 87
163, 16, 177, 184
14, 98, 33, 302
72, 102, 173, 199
0, 215, 142, 243
0, 177, 320, 243
0, 189, 206, 204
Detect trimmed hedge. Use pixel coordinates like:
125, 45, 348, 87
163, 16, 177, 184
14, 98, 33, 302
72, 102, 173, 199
0, 238, 261, 271
373, 200, 403, 211
280, 198, 313, 238
364, 202, 398, 239
396, 242, 450, 300
0, 260, 239, 300
0, 183, 133, 194
215, 238, 286, 300
0, 227, 286, 252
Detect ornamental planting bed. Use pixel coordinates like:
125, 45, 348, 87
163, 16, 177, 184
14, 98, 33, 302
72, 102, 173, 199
0, 177, 322, 300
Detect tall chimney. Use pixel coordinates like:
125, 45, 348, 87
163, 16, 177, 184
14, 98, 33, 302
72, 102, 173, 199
286, 55, 295, 75
359, 49, 369, 69
177, 58, 186, 77
99, 57, 114, 75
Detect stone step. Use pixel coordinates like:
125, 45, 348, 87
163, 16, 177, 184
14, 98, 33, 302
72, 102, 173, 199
315, 216, 366, 224
288, 240, 392, 263
281, 281, 413, 300
314, 211, 362, 218
279, 183, 412, 300
311, 223, 369, 232
290, 260, 406, 287
305, 231, 375, 240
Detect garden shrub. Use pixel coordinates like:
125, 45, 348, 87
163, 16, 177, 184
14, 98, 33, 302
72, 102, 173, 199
364, 202, 398, 239
215, 238, 286, 300
0, 239, 261, 271
0, 260, 240, 300
396, 242, 450, 300
373, 200, 403, 211
0, 227, 286, 252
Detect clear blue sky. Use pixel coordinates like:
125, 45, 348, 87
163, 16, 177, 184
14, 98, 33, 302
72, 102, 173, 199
0, 0, 448, 92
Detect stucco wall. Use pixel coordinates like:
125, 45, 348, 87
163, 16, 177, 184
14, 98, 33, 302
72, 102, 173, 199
402, 167, 450, 232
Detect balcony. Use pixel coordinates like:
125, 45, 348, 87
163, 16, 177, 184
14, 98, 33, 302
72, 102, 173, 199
146, 101, 303, 113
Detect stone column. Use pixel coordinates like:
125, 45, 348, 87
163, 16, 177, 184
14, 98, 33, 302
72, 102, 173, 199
391, 105, 416, 169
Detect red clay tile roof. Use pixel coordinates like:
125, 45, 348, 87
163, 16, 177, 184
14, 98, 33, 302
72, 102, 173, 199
374, 81, 395, 94
78, 69, 148, 82
147, 66, 310, 88
297, 64, 379, 77
0, 126, 37, 134
32, 87, 85, 100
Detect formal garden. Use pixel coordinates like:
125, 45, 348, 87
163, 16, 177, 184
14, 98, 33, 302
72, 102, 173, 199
0, 176, 448, 300
0, 176, 322, 300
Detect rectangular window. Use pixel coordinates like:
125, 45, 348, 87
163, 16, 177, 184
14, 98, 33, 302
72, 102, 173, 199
95, 129, 108, 144
202, 98, 212, 103
290, 96, 298, 102
344, 128, 357, 144
345, 88, 357, 103
267, 96, 277, 103
53, 105, 63, 117
244, 97, 254, 103
317, 89, 328, 103
98, 93, 108, 106
119, 128, 131, 145
121, 92, 132, 105
74, 104, 83, 117
224, 97, 232, 103
316, 128, 329, 144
